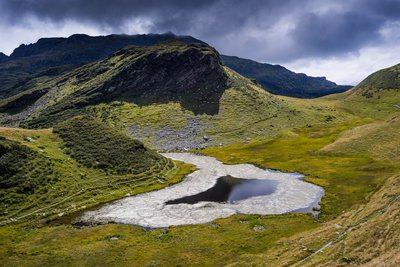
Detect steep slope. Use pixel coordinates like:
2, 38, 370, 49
0, 119, 191, 225
0, 33, 205, 99
0, 41, 345, 150
222, 55, 352, 98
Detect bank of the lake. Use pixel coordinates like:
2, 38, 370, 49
79, 153, 323, 228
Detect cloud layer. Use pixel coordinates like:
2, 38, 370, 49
0, 0, 399, 84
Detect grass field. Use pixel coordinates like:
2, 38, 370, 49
1, 110, 399, 266
0, 124, 195, 226
1, 53, 400, 266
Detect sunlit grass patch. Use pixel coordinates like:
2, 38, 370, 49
201, 122, 399, 220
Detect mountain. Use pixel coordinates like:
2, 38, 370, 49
0, 52, 8, 63
0, 41, 340, 150
0, 33, 353, 101
221, 55, 352, 98
0, 33, 205, 99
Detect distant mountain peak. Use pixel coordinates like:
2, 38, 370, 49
221, 55, 352, 98
9, 33, 206, 59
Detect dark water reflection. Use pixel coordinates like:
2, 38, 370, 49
166, 175, 278, 205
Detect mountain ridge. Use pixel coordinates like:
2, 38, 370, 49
0, 33, 206, 99
0, 33, 352, 100
221, 55, 352, 98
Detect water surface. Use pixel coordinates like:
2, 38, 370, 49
166, 175, 278, 204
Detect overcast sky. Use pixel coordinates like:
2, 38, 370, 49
0, 0, 399, 85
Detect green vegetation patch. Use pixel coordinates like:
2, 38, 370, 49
201, 122, 399, 220
54, 116, 167, 174
0, 127, 194, 225
0, 213, 318, 266
0, 138, 58, 213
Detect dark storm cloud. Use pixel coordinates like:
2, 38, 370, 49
0, 0, 293, 30
0, 0, 218, 26
1, 0, 400, 62
361, 0, 400, 19
290, 11, 385, 57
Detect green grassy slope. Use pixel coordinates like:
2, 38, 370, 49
0, 123, 193, 226
324, 63, 400, 120
54, 116, 165, 174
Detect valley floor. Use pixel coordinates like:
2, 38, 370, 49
1, 113, 399, 266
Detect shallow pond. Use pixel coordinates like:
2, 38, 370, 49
79, 153, 324, 228
166, 175, 278, 204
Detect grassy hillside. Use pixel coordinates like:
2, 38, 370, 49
0, 137, 58, 212
0, 123, 193, 226
54, 116, 165, 174
321, 113, 400, 162
323, 63, 400, 120
0, 118, 398, 266
0, 41, 229, 127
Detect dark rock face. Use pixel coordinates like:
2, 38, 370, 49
102, 44, 228, 115
56, 43, 229, 116
221, 55, 352, 98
